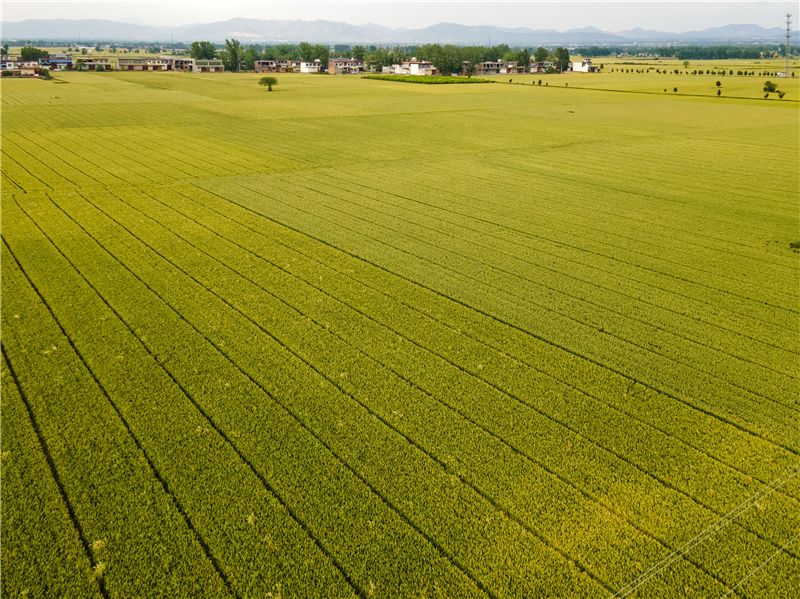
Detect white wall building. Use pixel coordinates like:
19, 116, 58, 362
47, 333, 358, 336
300, 60, 322, 73
571, 58, 599, 73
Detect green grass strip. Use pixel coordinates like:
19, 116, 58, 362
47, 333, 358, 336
362, 74, 495, 84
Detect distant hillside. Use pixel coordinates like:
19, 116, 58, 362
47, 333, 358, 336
2, 18, 798, 45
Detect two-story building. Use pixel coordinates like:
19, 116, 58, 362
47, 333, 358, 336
42, 54, 73, 70
163, 56, 195, 72
74, 56, 111, 71
254, 60, 294, 73
388, 59, 437, 76
194, 59, 224, 72
117, 57, 171, 71
530, 60, 555, 73
328, 57, 364, 74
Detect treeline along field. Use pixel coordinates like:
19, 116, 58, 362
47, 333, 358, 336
1, 70, 799, 597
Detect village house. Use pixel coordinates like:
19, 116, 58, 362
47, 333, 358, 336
473, 60, 504, 75
255, 60, 277, 73
530, 60, 555, 73
73, 56, 111, 71
571, 58, 599, 73
328, 57, 365, 74
163, 56, 195, 72
117, 57, 171, 71
499, 61, 526, 75
1, 60, 44, 77
300, 59, 323, 73
387, 58, 437, 76
42, 53, 73, 71
255, 59, 294, 73
476, 60, 524, 76
193, 59, 224, 72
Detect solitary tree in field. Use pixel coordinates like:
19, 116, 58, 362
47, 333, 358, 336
715, 80, 721, 87
763, 80, 778, 93
259, 76, 278, 91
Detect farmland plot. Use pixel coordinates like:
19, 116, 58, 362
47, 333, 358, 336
2, 71, 799, 597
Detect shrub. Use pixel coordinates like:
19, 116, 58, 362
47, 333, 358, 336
778, 91, 786, 99
716, 89, 721, 96
673, 87, 678, 93
715, 80, 721, 87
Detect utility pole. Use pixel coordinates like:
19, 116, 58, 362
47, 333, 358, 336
785, 13, 792, 78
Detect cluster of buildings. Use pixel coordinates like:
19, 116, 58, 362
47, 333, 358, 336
2, 51, 599, 78
254, 57, 366, 74
1, 53, 225, 76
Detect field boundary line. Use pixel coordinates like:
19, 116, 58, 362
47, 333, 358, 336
415, 155, 798, 253
130, 184, 736, 586
284, 172, 799, 382
0, 346, 109, 599
154, 182, 800, 565
441, 160, 800, 314
316, 169, 800, 357
270, 172, 800, 371
192, 182, 800, 460
331, 161, 798, 276
12, 130, 108, 189
227, 177, 800, 441
47, 190, 495, 599
2, 237, 237, 598
33, 127, 153, 188
12, 197, 366, 599
0, 148, 54, 191
72, 186, 612, 597
145, 186, 785, 589
396, 158, 800, 308
613, 465, 800, 598
175, 182, 800, 506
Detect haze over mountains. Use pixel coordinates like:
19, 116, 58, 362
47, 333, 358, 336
3, 18, 798, 45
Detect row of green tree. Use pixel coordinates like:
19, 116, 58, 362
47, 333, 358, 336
574, 44, 793, 60
190, 40, 331, 72
190, 40, 572, 74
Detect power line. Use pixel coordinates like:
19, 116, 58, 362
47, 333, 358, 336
612, 464, 800, 598
720, 533, 798, 598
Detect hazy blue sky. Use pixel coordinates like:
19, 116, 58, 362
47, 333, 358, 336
2, 1, 795, 31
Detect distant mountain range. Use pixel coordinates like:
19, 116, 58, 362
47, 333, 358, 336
2, 18, 799, 45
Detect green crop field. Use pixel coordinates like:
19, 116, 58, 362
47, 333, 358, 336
1, 69, 798, 598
